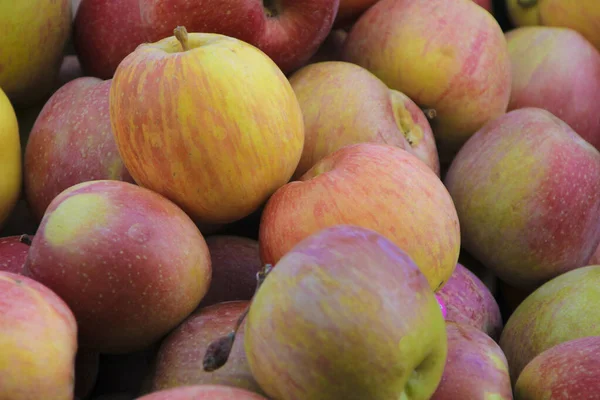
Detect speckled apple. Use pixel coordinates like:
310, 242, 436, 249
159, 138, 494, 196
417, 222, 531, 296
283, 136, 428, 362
22, 180, 212, 353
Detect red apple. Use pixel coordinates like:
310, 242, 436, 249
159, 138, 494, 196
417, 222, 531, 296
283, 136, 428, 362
506, 26, 600, 150
445, 108, 600, 290
74, 0, 340, 78
23, 180, 212, 353
198, 236, 262, 308
590, 243, 600, 265
0, 235, 31, 274
152, 301, 262, 394
24, 77, 133, 222
0, 271, 78, 400
514, 336, 600, 399
246, 225, 448, 399
137, 385, 268, 400
436, 263, 503, 340
342, 0, 511, 163
431, 322, 512, 400
259, 143, 460, 291
288, 61, 440, 178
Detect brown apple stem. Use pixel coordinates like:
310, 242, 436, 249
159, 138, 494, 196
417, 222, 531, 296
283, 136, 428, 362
19, 234, 32, 246
422, 108, 437, 121
202, 264, 273, 372
517, 0, 537, 8
174, 26, 190, 51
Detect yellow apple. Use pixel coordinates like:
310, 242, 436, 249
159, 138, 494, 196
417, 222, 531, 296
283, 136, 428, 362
0, 88, 21, 229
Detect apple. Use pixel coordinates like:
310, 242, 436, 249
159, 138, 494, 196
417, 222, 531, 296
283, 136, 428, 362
514, 336, 600, 399
445, 108, 600, 290
75, 0, 339, 79
110, 28, 304, 225
0, 271, 77, 400
436, 263, 503, 340
0, 235, 31, 274
506, 0, 600, 52
506, 26, 600, 150
473, 0, 493, 12
259, 143, 460, 291
430, 322, 512, 400
288, 61, 440, 178
435, 293, 448, 319
75, 350, 100, 400
137, 385, 268, 400
24, 77, 134, 222
0, 88, 22, 229
22, 180, 212, 353
246, 225, 447, 400
342, 0, 511, 163
198, 236, 263, 308
152, 301, 262, 394
499, 264, 600, 383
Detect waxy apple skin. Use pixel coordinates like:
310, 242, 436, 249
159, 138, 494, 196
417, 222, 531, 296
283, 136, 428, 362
23, 180, 212, 354
499, 265, 600, 383
259, 143, 460, 291
342, 0, 511, 161
506, 26, 600, 150
247, 225, 448, 400
515, 336, 600, 400
110, 32, 304, 225
25, 77, 133, 222
445, 108, 600, 290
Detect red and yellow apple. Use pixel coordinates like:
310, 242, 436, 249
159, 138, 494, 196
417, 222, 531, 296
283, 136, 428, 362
110, 29, 304, 225
0, 88, 21, 229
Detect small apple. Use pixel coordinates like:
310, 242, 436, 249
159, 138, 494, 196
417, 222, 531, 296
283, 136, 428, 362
23, 180, 212, 353
136, 385, 268, 400
0, 235, 31, 274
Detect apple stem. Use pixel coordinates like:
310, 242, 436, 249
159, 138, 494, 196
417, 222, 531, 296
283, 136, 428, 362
517, 0, 537, 8
19, 234, 32, 246
174, 26, 190, 51
422, 108, 437, 121
202, 263, 273, 372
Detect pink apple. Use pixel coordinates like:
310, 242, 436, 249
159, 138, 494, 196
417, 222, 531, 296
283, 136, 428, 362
137, 385, 268, 400
23, 180, 212, 353
24, 77, 133, 221
0, 235, 31, 274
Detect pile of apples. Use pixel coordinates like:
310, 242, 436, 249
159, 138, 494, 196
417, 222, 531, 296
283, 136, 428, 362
1, 0, 600, 399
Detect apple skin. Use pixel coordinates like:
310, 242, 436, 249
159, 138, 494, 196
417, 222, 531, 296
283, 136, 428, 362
288, 61, 440, 178
506, 0, 600, 52
430, 322, 512, 400
246, 225, 447, 400
506, 26, 600, 150
137, 385, 268, 400
0, 1, 72, 107
24, 77, 134, 222
0, 271, 78, 400
514, 336, 600, 399
590, 243, 600, 265
152, 301, 262, 394
110, 32, 304, 225
342, 0, 511, 162
0, 88, 22, 229
499, 265, 600, 383
259, 143, 460, 291
198, 236, 262, 308
22, 180, 212, 354
444, 108, 600, 290
436, 263, 503, 340
473, 0, 493, 12
0, 235, 31, 274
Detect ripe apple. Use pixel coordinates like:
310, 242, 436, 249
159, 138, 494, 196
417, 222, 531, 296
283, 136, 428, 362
246, 225, 447, 400
24, 77, 133, 222
198, 236, 262, 308
506, 0, 600, 52
445, 108, 600, 290
259, 143, 460, 291
0, 88, 21, 229
152, 301, 262, 394
506, 26, 600, 150
499, 264, 600, 382
137, 385, 268, 400
514, 336, 600, 399
110, 29, 304, 225
0, 271, 78, 400
288, 61, 440, 178
0, 1, 72, 107
430, 322, 512, 400
22, 180, 212, 353
342, 0, 511, 163
0, 235, 31, 274
436, 263, 503, 340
